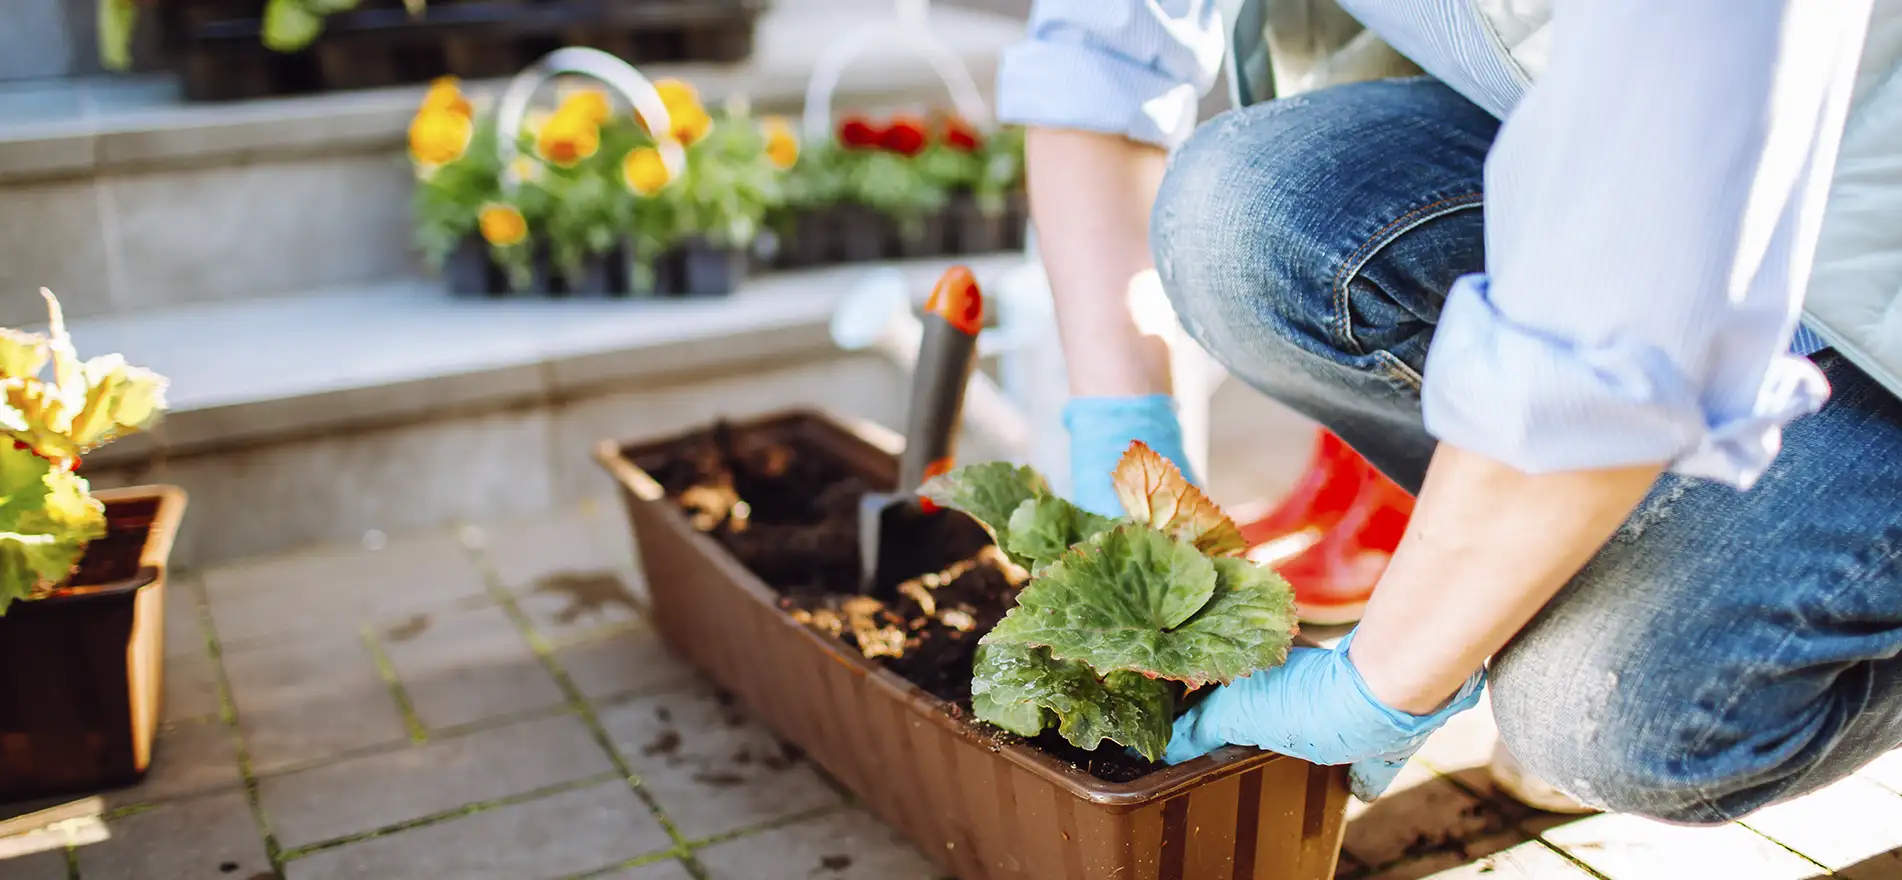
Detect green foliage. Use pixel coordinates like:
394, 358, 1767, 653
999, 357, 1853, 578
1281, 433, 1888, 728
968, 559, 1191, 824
0, 449, 106, 614
97, 0, 138, 71
971, 644, 1172, 760
411, 121, 504, 268
0, 290, 163, 614
922, 442, 1296, 761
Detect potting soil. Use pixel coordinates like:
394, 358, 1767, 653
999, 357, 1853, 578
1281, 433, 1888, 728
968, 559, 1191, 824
647, 422, 1163, 783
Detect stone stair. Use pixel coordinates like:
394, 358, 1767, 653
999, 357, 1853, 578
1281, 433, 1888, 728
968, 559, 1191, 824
0, 0, 1030, 568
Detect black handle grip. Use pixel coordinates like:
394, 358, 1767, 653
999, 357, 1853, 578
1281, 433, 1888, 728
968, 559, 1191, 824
897, 267, 983, 491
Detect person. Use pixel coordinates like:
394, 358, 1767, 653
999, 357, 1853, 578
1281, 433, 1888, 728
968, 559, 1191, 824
996, 0, 1902, 822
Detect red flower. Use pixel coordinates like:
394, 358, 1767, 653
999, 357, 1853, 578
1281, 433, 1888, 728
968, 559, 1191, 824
942, 117, 983, 152
838, 116, 884, 149
881, 115, 929, 157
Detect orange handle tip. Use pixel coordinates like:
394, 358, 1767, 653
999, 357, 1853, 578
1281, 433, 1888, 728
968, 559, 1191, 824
924, 266, 984, 335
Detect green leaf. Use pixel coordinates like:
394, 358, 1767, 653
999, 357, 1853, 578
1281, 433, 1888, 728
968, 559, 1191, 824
984, 525, 1292, 686
1003, 494, 1115, 572
919, 461, 1049, 548
971, 643, 1174, 761
262, 0, 326, 52
0, 449, 106, 614
97, 0, 139, 70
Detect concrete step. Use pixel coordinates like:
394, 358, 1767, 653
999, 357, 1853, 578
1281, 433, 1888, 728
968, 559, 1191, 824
68, 254, 1029, 569
0, 0, 1022, 327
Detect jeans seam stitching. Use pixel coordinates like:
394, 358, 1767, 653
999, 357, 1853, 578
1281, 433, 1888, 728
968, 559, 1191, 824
1331, 192, 1485, 354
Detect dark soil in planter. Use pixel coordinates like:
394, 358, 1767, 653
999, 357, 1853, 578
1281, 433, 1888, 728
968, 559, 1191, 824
642, 422, 1164, 783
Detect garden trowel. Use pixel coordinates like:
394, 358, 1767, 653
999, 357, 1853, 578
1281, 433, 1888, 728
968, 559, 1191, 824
857, 265, 985, 596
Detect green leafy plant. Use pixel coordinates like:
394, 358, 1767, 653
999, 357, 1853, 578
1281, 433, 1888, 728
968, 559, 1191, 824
100, 0, 377, 70
921, 443, 1296, 761
0, 290, 168, 614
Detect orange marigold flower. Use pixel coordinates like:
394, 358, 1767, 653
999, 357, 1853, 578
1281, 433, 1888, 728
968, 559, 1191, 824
420, 76, 472, 119
408, 109, 473, 167
653, 78, 703, 116
761, 116, 799, 169
557, 87, 612, 126
535, 111, 600, 167
670, 104, 713, 146
478, 203, 528, 247
621, 147, 672, 196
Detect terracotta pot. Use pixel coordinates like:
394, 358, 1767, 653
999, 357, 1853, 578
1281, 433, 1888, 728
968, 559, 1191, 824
596, 412, 1349, 880
0, 486, 189, 801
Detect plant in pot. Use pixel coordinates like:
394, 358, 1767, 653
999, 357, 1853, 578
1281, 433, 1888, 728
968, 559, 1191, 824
0, 289, 187, 801
617, 80, 793, 297
533, 86, 636, 295
774, 113, 954, 264
99, 0, 382, 69
598, 411, 1351, 880
910, 115, 1026, 254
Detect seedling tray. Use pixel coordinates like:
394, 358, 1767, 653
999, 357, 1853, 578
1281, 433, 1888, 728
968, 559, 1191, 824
154, 0, 766, 101
596, 410, 1349, 880
443, 236, 744, 298
770, 190, 1029, 270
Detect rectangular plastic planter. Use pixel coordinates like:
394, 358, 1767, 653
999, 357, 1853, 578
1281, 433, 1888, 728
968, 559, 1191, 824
597, 411, 1349, 880
0, 486, 189, 801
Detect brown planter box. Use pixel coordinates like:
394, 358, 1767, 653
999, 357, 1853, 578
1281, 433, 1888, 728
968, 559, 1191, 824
0, 486, 189, 801
596, 412, 1349, 880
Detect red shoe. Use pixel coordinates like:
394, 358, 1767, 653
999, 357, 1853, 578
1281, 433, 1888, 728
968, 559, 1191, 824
1236, 430, 1367, 546
1237, 430, 1415, 625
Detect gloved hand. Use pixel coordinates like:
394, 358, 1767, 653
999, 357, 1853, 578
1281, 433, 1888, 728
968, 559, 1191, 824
1064, 394, 1198, 518
1164, 630, 1485, 801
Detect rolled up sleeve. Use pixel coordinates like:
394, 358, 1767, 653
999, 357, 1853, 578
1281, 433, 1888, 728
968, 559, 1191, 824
1422, 0, 1871, 489
996, 0, 1226, 149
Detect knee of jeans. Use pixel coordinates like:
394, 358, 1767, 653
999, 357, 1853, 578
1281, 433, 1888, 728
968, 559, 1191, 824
1150, 107, 1338, 372
1490, 642, 1765, 826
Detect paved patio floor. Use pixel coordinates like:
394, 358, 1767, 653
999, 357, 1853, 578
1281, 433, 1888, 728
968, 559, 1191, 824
2, 497, 1901, 880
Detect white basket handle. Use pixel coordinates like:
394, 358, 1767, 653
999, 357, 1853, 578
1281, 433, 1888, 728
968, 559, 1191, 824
800, 0, 990, 142
491, 47, 687, 194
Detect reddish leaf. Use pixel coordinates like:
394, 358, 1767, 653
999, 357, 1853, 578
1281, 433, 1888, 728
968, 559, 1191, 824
1111, 442, 1246, 556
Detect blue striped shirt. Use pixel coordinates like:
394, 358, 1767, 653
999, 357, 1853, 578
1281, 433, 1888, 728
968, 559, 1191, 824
998, 0, 1859, 489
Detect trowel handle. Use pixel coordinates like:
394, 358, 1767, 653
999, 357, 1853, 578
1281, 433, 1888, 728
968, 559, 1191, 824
897, 266, 984, 493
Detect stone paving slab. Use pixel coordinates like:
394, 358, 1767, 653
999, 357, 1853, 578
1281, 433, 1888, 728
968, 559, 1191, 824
476, 500, 642, 599
1862, 749, 1902, 794
1541, 812, 1823, 879
1342, 762, 1517, 870
1393, 839, 1597, 879
161, 649, 223, 725
599, 687, 845, 841
282, 780, 671, 880
554, 623, 701, 704
260, 712, 616, 850
1357, 832, 1527, 880
1741, 776, 1902, 880
221, 626, 411, 774
693, 809, 944, 880
588, 861, 698, 880
77, 792, 270, 880
106, 718, 243, 807
378, 601, 566, 732
163, 577, 207, 658
203, 531, 488, 645
514, 570, 646, 648
0, 847, 67, 879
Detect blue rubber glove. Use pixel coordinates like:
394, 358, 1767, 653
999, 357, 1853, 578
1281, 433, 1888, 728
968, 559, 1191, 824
1164, 630, 1486, 801
1064, 395, 1198, 518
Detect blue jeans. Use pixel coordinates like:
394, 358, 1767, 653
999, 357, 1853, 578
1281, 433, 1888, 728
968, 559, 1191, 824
1152, 76, 1902, 824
